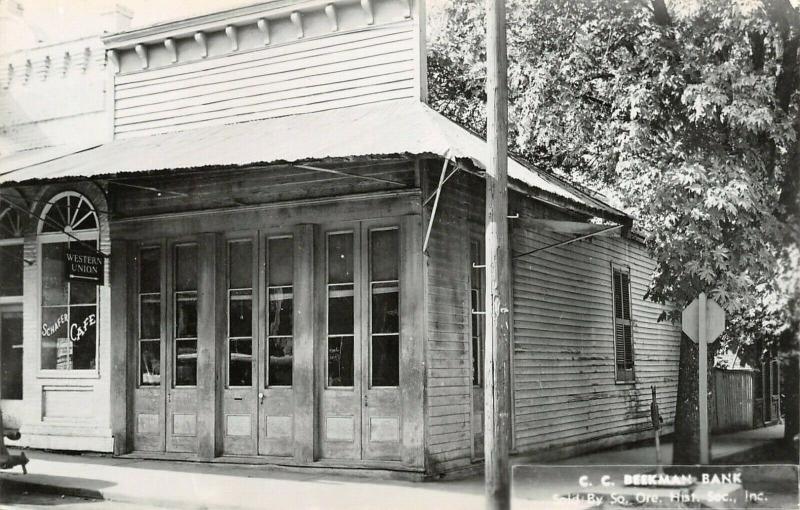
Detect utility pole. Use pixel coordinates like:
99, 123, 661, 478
484, 0, 511, 507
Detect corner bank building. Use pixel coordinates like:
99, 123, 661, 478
0, 0, 684, 477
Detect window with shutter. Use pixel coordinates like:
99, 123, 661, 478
612, 268, 635, 382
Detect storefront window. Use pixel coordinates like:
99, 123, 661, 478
267, 236, 293, 387
0, 206, 24, 397
139, 246, 161, 386
0, 244, 23, 297
228, 240, 253, 387
174, 243, 198, 386
370, 228, 399, 387
0, 310, 22, 399
39, 193, 99, 371
327, 232, 354, 387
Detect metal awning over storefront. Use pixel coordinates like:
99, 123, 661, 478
0, 99, 628, 222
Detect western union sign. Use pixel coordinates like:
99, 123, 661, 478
66, 249, 104, 285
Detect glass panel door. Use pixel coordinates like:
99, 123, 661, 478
258, 235, 295, 457
166, 242, 200, 454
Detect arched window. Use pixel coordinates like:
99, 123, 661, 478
0, 205, 24, 399
40, 192, 97, 234
39, 192, 100, 372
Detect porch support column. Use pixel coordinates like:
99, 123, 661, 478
400, 214, 424, 467
110, 239, 132, 455
197, 232, 221, 460
293, 224, 316, 463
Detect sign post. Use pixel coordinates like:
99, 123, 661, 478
698, 293, 708, 464
681, 292, 725, 464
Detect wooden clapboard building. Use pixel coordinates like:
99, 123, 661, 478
0, 0, 682, 477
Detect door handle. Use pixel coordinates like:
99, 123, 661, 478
258, 392, 264, 404
363, 394, 368, 407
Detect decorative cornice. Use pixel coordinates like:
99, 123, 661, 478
103, 0, 416, 75
164, 38, 178, 63
290, 11, 304, 39
134, 44, 148, 69
325, 4, 338, 32
257, 18, 270, 45
225, 25, 239, 51
194, 32, 208, 58
361, 0, 374, 25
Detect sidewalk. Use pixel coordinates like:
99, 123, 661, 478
0, 425, 787, 510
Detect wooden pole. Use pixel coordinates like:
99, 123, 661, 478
484, 0, 511, 507
698, 292, 710, 464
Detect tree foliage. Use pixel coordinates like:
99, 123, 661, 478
429, 0, 798, 349
428, 0, 800, 453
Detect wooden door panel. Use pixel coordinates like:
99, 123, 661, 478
258, 390, 295, 456
363, 389, 401, 460
223, 389, 257, 455
133, 388, 164, 451
320, 392, 361, 459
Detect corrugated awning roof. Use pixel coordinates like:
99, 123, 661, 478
0, 99, 628, 221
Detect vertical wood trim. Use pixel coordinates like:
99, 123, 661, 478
466, 227, 477, 461
105, 62, 116, 141
214, 233, 226, 457
413, 0, 427, 103
400, 214, 424, 468
110, 239, 130, 455
313, 225, 327, 461
196, 232, 219, 459
507, 217, 516, 453
419, 162, 431, 474
293, 224, 316, 463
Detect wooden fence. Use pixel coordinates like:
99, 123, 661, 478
711, 368, 754, 433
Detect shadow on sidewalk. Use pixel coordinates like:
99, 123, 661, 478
0, 476, 116, 506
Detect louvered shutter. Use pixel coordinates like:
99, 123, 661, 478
612, 269, 635, 382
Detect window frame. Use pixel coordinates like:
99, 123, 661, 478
367, 225, 400, 389
172, 241, 199, 388
611, 263, 635, 384
225, 236, 257, 389
264, 233, 294, 389
324, 229, 357, 390
136, 243, 163, 388
0, 304, 23, 400
37, 191, 100, 378
469, 236, 485, 389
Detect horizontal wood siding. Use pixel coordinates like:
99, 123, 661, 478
423, 167, 478, 474
114, 23, 416, 138
510, 204, 681, 455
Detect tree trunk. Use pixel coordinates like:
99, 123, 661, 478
672, 333, 715, 464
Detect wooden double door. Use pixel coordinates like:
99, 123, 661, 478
318, 221, 402, 462
130, 220, 405, 463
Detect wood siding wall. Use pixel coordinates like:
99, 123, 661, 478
510, 202, 681, 456
422, 167, 477, 474
113, 22, 417, 138
422, 170, 681, 472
